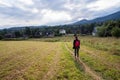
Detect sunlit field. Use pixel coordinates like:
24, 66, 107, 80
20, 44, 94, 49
0, 36, 120, 80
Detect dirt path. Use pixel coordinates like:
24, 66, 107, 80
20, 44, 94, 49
42, 45, 61, 80
65, 44, 103, 80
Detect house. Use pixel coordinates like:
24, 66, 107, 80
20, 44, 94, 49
35, 31, 43, 38
59, 29, 66, 35
92, 27, 97, 36
22, 35, 29, 39
45, 31, 55, 37
4, 33, 15, 38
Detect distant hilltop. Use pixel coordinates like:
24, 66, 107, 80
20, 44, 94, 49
74, 10, 120, 25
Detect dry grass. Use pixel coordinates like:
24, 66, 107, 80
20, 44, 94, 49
0, 41, 92, 80
0, 41, 60, 80
66, 36, 120, 80
0, 36, 119, 80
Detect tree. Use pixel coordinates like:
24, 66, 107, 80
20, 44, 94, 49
96, 20, 120, 37
97, 26, 107, 37
24, 27, 31, 36
31, 28, 38, 37
111, 27, 120, 38
14, 31, 21, 38
2, 29, 7, 35
0, 35, 3, 40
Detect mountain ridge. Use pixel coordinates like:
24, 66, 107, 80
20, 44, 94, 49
74, 11, 120, 25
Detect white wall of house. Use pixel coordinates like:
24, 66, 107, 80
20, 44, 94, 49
59, 29, 66, 34
92, 32, 96, 36
92, 27, 97, 36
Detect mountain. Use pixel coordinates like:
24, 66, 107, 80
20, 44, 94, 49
74, 11, 120, 25
1, 11, 120, 30
0, 25, 47, 31
75, 19, 88, 24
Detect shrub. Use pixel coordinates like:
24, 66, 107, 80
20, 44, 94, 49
111, 27, 120, 38
97, 26, 107, 37
0, 35, 3, 40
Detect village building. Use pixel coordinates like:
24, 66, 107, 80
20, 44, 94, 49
4, 33, 15, 38
92, 27, 97, 36
35, 31, 43, 38
59, 29, 66, 35
45, 31, 55, 37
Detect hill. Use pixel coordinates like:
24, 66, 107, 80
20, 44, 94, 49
74, 11, 120, 25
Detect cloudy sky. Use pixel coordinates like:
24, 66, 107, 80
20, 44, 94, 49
0, 0, 120, 28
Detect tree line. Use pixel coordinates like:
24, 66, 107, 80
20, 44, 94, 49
97, 20, 120, 38
0, 20, 120, 40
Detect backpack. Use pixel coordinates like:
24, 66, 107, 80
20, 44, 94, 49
75, 40, 80, 47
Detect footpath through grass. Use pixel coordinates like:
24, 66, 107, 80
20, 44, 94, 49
0, 36, 119, 80
66, 40, 120, 80
52, 43, 92, 80
0, 41, 92, 80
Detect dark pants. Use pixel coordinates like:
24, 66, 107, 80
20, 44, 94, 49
74, 48, 79, 57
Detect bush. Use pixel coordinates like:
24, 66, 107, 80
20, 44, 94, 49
97, 26, 107, 37
111, 27, 120, 38
0, 35, 3, 40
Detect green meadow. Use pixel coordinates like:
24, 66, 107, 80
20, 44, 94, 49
0, 36, 120, 80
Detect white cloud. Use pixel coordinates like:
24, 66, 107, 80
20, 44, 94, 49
87, 0, 120, 11
15, 4, 39, 14
32, 8, 39, 13
0, 16, 40, 27
0, 0, 13, 7
64, 2, 81, 10
0, 0, 120, 28
0, 0, 38, 14
63, 0, 85, 10
18, 0, 34, 6
40, 9, 72, 24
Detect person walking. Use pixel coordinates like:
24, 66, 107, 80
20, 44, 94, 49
73, 34, 80, 59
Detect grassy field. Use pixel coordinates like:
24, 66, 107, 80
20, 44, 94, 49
0, 36, 120, 80
66, 36, 120, 80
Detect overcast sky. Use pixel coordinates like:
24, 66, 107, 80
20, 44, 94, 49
0, 0, 120, 29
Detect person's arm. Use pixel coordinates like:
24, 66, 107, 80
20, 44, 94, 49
73, 40, 75, 49
79, 40, 80, 48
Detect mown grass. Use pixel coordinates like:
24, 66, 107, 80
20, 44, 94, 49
66, 36, 120, 80
29, 36, 120, 80
29, 35, 120, 56
80, 36, 120, 56
0, 41, 93, 80
0, 41, 61, 80
51, 43, 92, 80
80, 52, 120, 80
0, 35, 120, 80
